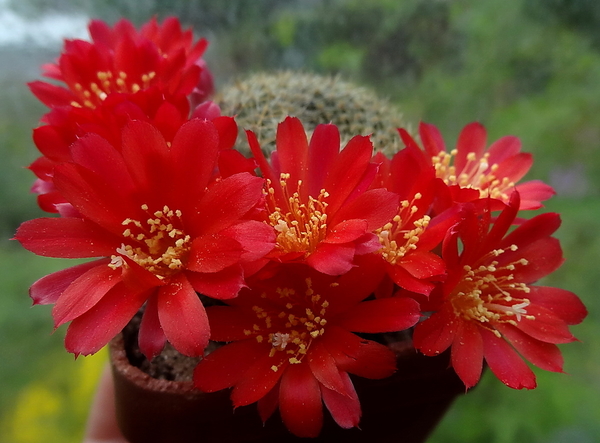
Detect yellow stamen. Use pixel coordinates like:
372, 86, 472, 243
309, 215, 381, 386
432, 150, 515, 201
267, 175, 329, 255
377, 194, 430, 264
71, 70, 158, 109
246, 278, 329, 366
450, 245, 534, 334
108, 204, 190, 279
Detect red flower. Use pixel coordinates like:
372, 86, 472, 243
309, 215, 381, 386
29, 89, 193, 213
194, 259, 420, 437
16, 119, 274, 358
401, 122, 556, 210
412, 192, 587, 389
371, 145, 454, 296
247, 117, 399, 275
28, 17, 212, 110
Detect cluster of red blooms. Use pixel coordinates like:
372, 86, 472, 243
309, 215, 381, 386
15, 17, 587, 438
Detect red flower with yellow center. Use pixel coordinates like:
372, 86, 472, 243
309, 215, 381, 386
400, 122, 556, 210
29, 17, 212, 110
413, 193, 587, 389
194, 259, 420, 437
247, 117, 399, 275
16, 119, 274, 358
372, 146, 455, 295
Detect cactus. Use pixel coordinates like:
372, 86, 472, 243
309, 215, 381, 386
218, 71, 408, 156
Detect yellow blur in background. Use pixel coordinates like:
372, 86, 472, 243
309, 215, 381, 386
2, 349, 106, 443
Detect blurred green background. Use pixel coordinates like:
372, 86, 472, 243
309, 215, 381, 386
0, 0, 598, 442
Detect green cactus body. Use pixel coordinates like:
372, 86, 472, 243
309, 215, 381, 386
218, 71, 408, 156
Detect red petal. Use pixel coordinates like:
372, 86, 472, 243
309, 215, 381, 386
388, 142, 434, 197
188, 233, 243, 273
88, 19, 112, 46
218, 148, 258, 177
194, 173, 265, 235
493, 152, 532, 184
222, 220, 275, 262
399, 251, 446, 279
500, 212, 561, 249
323, 326, 396, 379
206, 305, 257, 341
257, 385, 280, 424
515, 180, 556, 209
138, 293, 166, 360
246, 130, 280, 200
345, 162, 378, 204
413, 307, 458, 356
28, 80, 74, 107
324, 219, 367, 244
185, 266, 246, 300
354, 232, 382, 255
33, 125, 70, 162
495, 323, 564, 373
157, 274, 209, 356
170, 118, 220, 206
324, 254, 387, 313
506, 237, 564, 283
279, 363, 323, 438
53, 164, 131, 234
194, 339, 264, 392
526, 286, 587, 325
275, 117, 309, 187
70, 133, 134, 193
121, 120, 171, 192
513, 304, 576, 344
321, 371, 361, 429
119, 256, 164, 292
333, 297, 420, 333
418, 122, 446, 157
308, 341, 349, 396
15, 217, 116, 258
485, 191, 519, 247
307, 123, 340, 196
323, 135, 373, 215
37, 193, 67, 214
481, 328, 537, 389
212, 116, 238, 151
330, 188, 399, 231
306, 243, 355, 275
450, 320, 483, 389
455, 122, 487, 172
487, 135, 521, 165
29, 259, 105, 305
387, 263, 436, 296
65, 283, 149, 356
52, 263, 120, 327
231, 353, 286, 407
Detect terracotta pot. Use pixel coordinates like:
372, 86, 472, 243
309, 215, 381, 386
109, 332, 465, 443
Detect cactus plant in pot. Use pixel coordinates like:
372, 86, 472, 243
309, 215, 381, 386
15, 16, 587, 443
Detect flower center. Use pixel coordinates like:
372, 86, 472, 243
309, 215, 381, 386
450, 245, 533, 335
377, 193, 430, 264
71, 70, 157, 109
243, 278, 329, 372
109, 204, 190, 280
266, 174, 329, 255
432, 150, 514, 201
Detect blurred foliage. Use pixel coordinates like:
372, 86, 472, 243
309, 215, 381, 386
524, 0, 600, 50
1, 0, 598, 442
